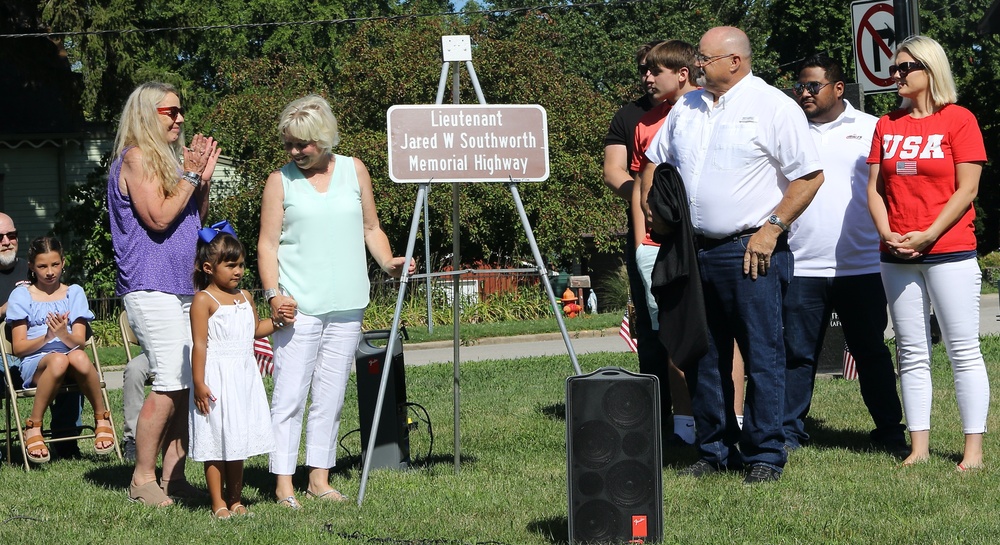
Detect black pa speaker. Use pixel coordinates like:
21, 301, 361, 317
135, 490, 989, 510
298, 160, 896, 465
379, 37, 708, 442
566, 367, 662, 544
355, 329, 410, 470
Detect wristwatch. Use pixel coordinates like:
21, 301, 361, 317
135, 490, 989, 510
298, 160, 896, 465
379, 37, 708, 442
182, 171, 201, 188
263, 288, 279, 302
767, 214, 790, 232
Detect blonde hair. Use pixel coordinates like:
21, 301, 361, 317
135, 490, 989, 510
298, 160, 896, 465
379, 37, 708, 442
277, 95, 340, 154
113, 82, 185, 197
895, 35, 958, 107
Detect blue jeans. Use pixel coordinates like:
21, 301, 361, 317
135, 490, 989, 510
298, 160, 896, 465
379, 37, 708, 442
689, 233, 791, 470
783, 274, 905, 448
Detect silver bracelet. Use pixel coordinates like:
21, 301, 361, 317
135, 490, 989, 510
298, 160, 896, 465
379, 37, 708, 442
182, 171, 201, 188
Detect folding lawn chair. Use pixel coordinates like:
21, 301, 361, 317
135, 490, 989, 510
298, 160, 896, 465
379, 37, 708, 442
119, 309, 154, 385
119, 309, 140, 361
1, 320, 123, 469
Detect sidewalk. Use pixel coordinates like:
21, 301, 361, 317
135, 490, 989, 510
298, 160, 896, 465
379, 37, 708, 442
102, 294, 1000, 390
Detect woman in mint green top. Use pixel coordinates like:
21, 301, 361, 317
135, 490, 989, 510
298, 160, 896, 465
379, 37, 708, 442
258, 94, 413, 508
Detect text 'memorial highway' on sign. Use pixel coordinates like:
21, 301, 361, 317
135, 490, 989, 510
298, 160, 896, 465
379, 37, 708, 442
852, 0, 896, 94
387, 104, 549, 183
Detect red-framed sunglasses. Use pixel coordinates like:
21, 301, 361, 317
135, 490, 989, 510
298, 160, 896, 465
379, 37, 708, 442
156, 106, 185, 120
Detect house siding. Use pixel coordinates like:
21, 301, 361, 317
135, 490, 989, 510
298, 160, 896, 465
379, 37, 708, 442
0, 146, 62, 245
0, 135, 114, 253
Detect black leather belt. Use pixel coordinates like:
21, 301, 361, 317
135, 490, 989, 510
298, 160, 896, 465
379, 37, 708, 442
694, 227, 761, 251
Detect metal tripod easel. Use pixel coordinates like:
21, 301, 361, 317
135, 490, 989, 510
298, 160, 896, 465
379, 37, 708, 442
357, 35, 582, 506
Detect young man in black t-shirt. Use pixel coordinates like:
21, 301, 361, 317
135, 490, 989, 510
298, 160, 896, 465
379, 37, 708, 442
601, 42, 676, 436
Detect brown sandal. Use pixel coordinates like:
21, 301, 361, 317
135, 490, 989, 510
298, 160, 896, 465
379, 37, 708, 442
305, 488, 349, 502
24, 418, 50, 464
94, 410, 115, 454
128, 480, 173, 507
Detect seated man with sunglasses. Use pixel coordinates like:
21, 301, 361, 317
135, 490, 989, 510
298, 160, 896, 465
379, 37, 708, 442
783, 54, 906, 456
0, 212, 85, 460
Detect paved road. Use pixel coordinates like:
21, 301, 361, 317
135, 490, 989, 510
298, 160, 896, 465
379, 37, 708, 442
396, 294, 1000, 366
102, 295, 1000, 390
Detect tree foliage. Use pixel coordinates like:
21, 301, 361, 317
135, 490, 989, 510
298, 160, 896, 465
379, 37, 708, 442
23, 0, 1000, 287
204, 57, 332, 286
759, 0, 999, 249
53, 156, 116, 298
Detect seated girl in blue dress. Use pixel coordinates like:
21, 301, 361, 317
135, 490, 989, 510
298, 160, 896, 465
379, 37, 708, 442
7, 236, 115, 463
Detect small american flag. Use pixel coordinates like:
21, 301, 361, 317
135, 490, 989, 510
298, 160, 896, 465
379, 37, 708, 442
619, 313, 638, 353
842, 343, 858, 380
254, 337, 274, 376
895, 161, 918, 176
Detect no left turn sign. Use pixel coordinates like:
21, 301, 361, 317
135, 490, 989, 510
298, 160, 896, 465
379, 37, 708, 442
852, 0, 896, 94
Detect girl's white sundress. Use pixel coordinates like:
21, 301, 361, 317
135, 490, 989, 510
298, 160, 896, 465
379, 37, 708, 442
189, 292, 275, 461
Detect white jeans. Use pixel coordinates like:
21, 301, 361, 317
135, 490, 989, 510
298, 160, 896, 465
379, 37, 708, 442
123, 291, 192, 392
269, 309, 363, 475
635, 244, 660, 330
881, 259, 989, 433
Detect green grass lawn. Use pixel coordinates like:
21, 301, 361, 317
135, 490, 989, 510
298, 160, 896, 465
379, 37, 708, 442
2, 338, 1000, 544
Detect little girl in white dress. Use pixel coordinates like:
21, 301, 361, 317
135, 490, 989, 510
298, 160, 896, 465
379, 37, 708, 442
189, 224, 285, 519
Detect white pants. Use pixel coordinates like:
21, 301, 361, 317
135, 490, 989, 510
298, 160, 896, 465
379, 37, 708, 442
269, 309, 363, 475
123, 291, 192, 392
635, 244, 660, 330
881, 259, 989, 433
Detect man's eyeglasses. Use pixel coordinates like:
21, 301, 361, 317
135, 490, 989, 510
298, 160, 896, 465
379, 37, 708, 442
156, 106, 185, 120
695, 52, 734, 66
793, 81, 832, 96
888, 61, 925, 77
0, 231, 18, 242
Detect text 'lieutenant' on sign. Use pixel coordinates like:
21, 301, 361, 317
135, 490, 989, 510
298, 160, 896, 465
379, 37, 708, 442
386, 104, 550, 183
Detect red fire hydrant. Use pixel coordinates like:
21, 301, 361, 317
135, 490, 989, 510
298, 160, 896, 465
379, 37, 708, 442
562, 288, 582, 318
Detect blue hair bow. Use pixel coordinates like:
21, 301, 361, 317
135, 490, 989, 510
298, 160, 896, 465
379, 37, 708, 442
198, 220, 237, 244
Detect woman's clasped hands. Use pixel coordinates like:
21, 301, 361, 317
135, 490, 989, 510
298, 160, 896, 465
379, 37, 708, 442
883, 230, 934, 259
183, 134, 222, 181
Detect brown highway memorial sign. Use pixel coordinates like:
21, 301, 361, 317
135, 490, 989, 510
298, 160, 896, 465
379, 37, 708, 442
387, 104, 549, 183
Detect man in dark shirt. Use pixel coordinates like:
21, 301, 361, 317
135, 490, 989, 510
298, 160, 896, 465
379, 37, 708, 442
0, 214, 29, 317
0, 212, 83, 459
602, 41, 675, 435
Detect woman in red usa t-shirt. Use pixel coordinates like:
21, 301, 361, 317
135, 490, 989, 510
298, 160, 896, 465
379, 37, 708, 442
867, 35, 988, 472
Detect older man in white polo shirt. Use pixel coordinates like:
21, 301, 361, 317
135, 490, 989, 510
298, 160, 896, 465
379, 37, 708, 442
641, 26, 824, 484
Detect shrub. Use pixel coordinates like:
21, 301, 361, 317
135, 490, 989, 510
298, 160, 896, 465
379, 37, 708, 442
363, 283, 553, 329
598, 265, 630, 313
979, 251, 1000, 269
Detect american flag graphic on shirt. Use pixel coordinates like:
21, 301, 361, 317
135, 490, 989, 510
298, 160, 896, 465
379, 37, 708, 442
895, 161, 918, 175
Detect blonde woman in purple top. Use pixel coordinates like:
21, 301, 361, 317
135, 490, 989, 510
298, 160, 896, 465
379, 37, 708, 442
108, 81, 221, 507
